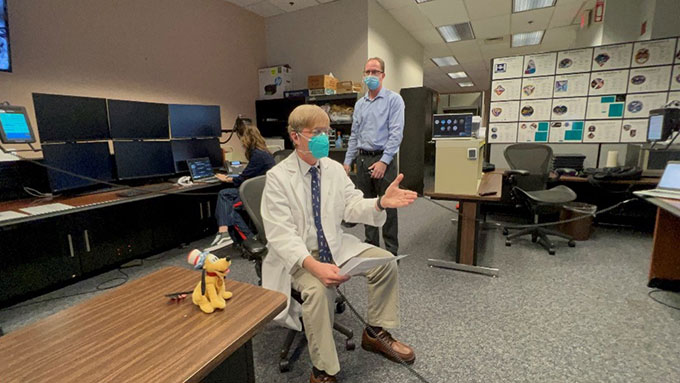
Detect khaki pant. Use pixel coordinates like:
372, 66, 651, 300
291, 247, 400, 375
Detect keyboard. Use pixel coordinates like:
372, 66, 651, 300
194, 176, 221, 184
117, 183, 175, 198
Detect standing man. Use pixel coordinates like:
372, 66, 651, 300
344, 57, 405, 256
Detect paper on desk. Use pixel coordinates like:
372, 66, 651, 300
339, 255, 408, 276
20, 203, 74, 215
0, 210, 29, 222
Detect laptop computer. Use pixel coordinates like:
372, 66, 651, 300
636, 161, 680, 200
187, 157, 221, 184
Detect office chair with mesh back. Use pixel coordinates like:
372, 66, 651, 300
272, 149, 293, 164
238, 176, 355, 373
503, 144, 577, 255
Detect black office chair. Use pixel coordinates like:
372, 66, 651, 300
238, 176, 355, 373
503, 144, 577, 255
272, 149, 293, 164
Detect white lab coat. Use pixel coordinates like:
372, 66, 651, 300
261, 153, 386, 330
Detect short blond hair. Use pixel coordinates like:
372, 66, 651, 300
366, 57, 385, 73
287, 104, 330, 134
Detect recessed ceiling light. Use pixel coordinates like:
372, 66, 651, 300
436, 22, 475, 43
431, 56, 459, 67
447, 71, 468, 79
512, 30, 544, 47
458, 82, 475, 87
513, 0, 555, 13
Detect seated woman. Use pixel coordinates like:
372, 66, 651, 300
209, 126, 275, 250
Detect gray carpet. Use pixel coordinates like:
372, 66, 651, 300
2, 198, 679, 382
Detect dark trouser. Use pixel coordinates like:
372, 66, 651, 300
355, 153, 398, 255
215, 188, 253, 243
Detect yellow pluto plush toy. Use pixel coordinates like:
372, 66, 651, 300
187, 249, 233, 314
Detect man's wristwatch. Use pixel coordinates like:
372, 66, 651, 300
376, 196, 385, 211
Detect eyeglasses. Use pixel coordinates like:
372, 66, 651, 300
363, 70, 383, 76
300, 127, 331, 137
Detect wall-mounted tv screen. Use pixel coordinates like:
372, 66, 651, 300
0, 0, 11, 72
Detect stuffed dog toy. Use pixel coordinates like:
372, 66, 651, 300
187, 249, 233, 314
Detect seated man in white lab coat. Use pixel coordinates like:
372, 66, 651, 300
261, 104, 418, 383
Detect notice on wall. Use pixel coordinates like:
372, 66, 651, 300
556, 48, 593, 74
670, 65, 680, 91
620, 119, 648, 143
519, 99, 552, 122
489, 101, 520, 122
491, 79, 522, 101
623, 92, 668, 119
492, 56, 524, 80
549, 121, 584, 143
488, 123, 518, 143
627, 66, 672, 93
553, 73, 590, 98
588, 70, 630, 96
521, 76, 554, 99
583, 120, 622, 142
523, 52, 557, 77
551, 97, 587, 121
517, 121, 550, 142
631, 38, 676, 67
586, 95, 627, 119
591, 43, 633, 71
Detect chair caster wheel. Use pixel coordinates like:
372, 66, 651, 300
335, 302, 346, 314
568, 240, 576, 247
346, 339, 355, 351
549, 249, 555, 255
505, 240, 512, 247
279, 360, 290, 372
502, 228, 509, 236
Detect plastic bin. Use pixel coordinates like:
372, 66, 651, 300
559, 202, 597, 241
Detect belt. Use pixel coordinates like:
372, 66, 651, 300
358, 149, 384, 156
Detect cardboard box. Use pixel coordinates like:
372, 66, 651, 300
308, 75, 337, 90
336, 81, 362, 94
309, 88, 336, 97
258, 65, 292, 99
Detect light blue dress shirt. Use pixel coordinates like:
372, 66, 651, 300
344, 87, 405, 166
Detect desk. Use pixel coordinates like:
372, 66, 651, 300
424, 171, 503, 277
0, 266, 286, 383
553, 174, 660, 186
634, 195, 680, 291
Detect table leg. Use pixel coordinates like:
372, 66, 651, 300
428, 201, 499, 277
203, 339, 255, 383
648, 208, 680, 291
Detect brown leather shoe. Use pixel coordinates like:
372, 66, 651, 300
310, 371, 337, 383
361, 328, 415, 364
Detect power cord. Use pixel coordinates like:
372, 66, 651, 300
335, 287, 433, 383
648, 289, 680, 311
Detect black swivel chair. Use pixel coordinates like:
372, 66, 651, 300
503, 144, 577, 255
238, 176, 355, 373
272, 149, 293, 164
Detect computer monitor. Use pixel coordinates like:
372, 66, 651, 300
647, 108, 680, 142
108, 99, 170, 139
186, 157, 215, 181
113, 141, 175, 180
41, 142, 114, 193
169, 104, 221, 138
33, 93, 110, 142
433, 113, 474, 139
658, 162, 680, 191
0, 105, 36, 144
1, 0, 11, 72
171, 138, 222, 172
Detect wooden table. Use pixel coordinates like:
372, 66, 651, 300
0, 266, 286, 383
424, 171, 503, 277
634, 194, 680, 291
554, 173, 660, 186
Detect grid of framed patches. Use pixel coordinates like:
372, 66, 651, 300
488, 37, 680, 144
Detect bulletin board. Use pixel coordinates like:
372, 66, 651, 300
488, 37, 679, 144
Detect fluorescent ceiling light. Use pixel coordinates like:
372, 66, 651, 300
513, 0, 555, 13
431, 56, 459, 67
447, 71, 467, 79
512, 30, 544, 47
458, 82, 475, 87
436, 22, 475, 43
415, 0, 434, 3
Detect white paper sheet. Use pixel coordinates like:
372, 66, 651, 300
19, 203, 74, 215
0, 210, 29, 222
339, 255, 408, 276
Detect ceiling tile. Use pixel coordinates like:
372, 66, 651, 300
269, 0, 318, 12
411, 28, 446, 45
377, 0, 415, 10
510, 7, 554, 34
419, 0, 469, 27
424, 43, 453, 57
246, 1, 285, 17
549, 1, 583, 28
388, 5, 434, 31
447, 40, 483, 63
471, 15, 510, 39
542, 24, 578, 50
464, 0, 512, 21
225, 0, 262, 7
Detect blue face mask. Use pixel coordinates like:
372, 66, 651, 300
298, 133, 329, 159
363, 75, 380, 90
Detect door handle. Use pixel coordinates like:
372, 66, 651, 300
67, 234, 75, 257
199, 202, 204, 220
206, 201, 211, 218
84, 230, 91, 252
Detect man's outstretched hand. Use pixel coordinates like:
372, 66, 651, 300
379, 173, 418, 209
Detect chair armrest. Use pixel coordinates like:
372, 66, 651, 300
504, 169, 530, 177
242, 237, 267, 261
